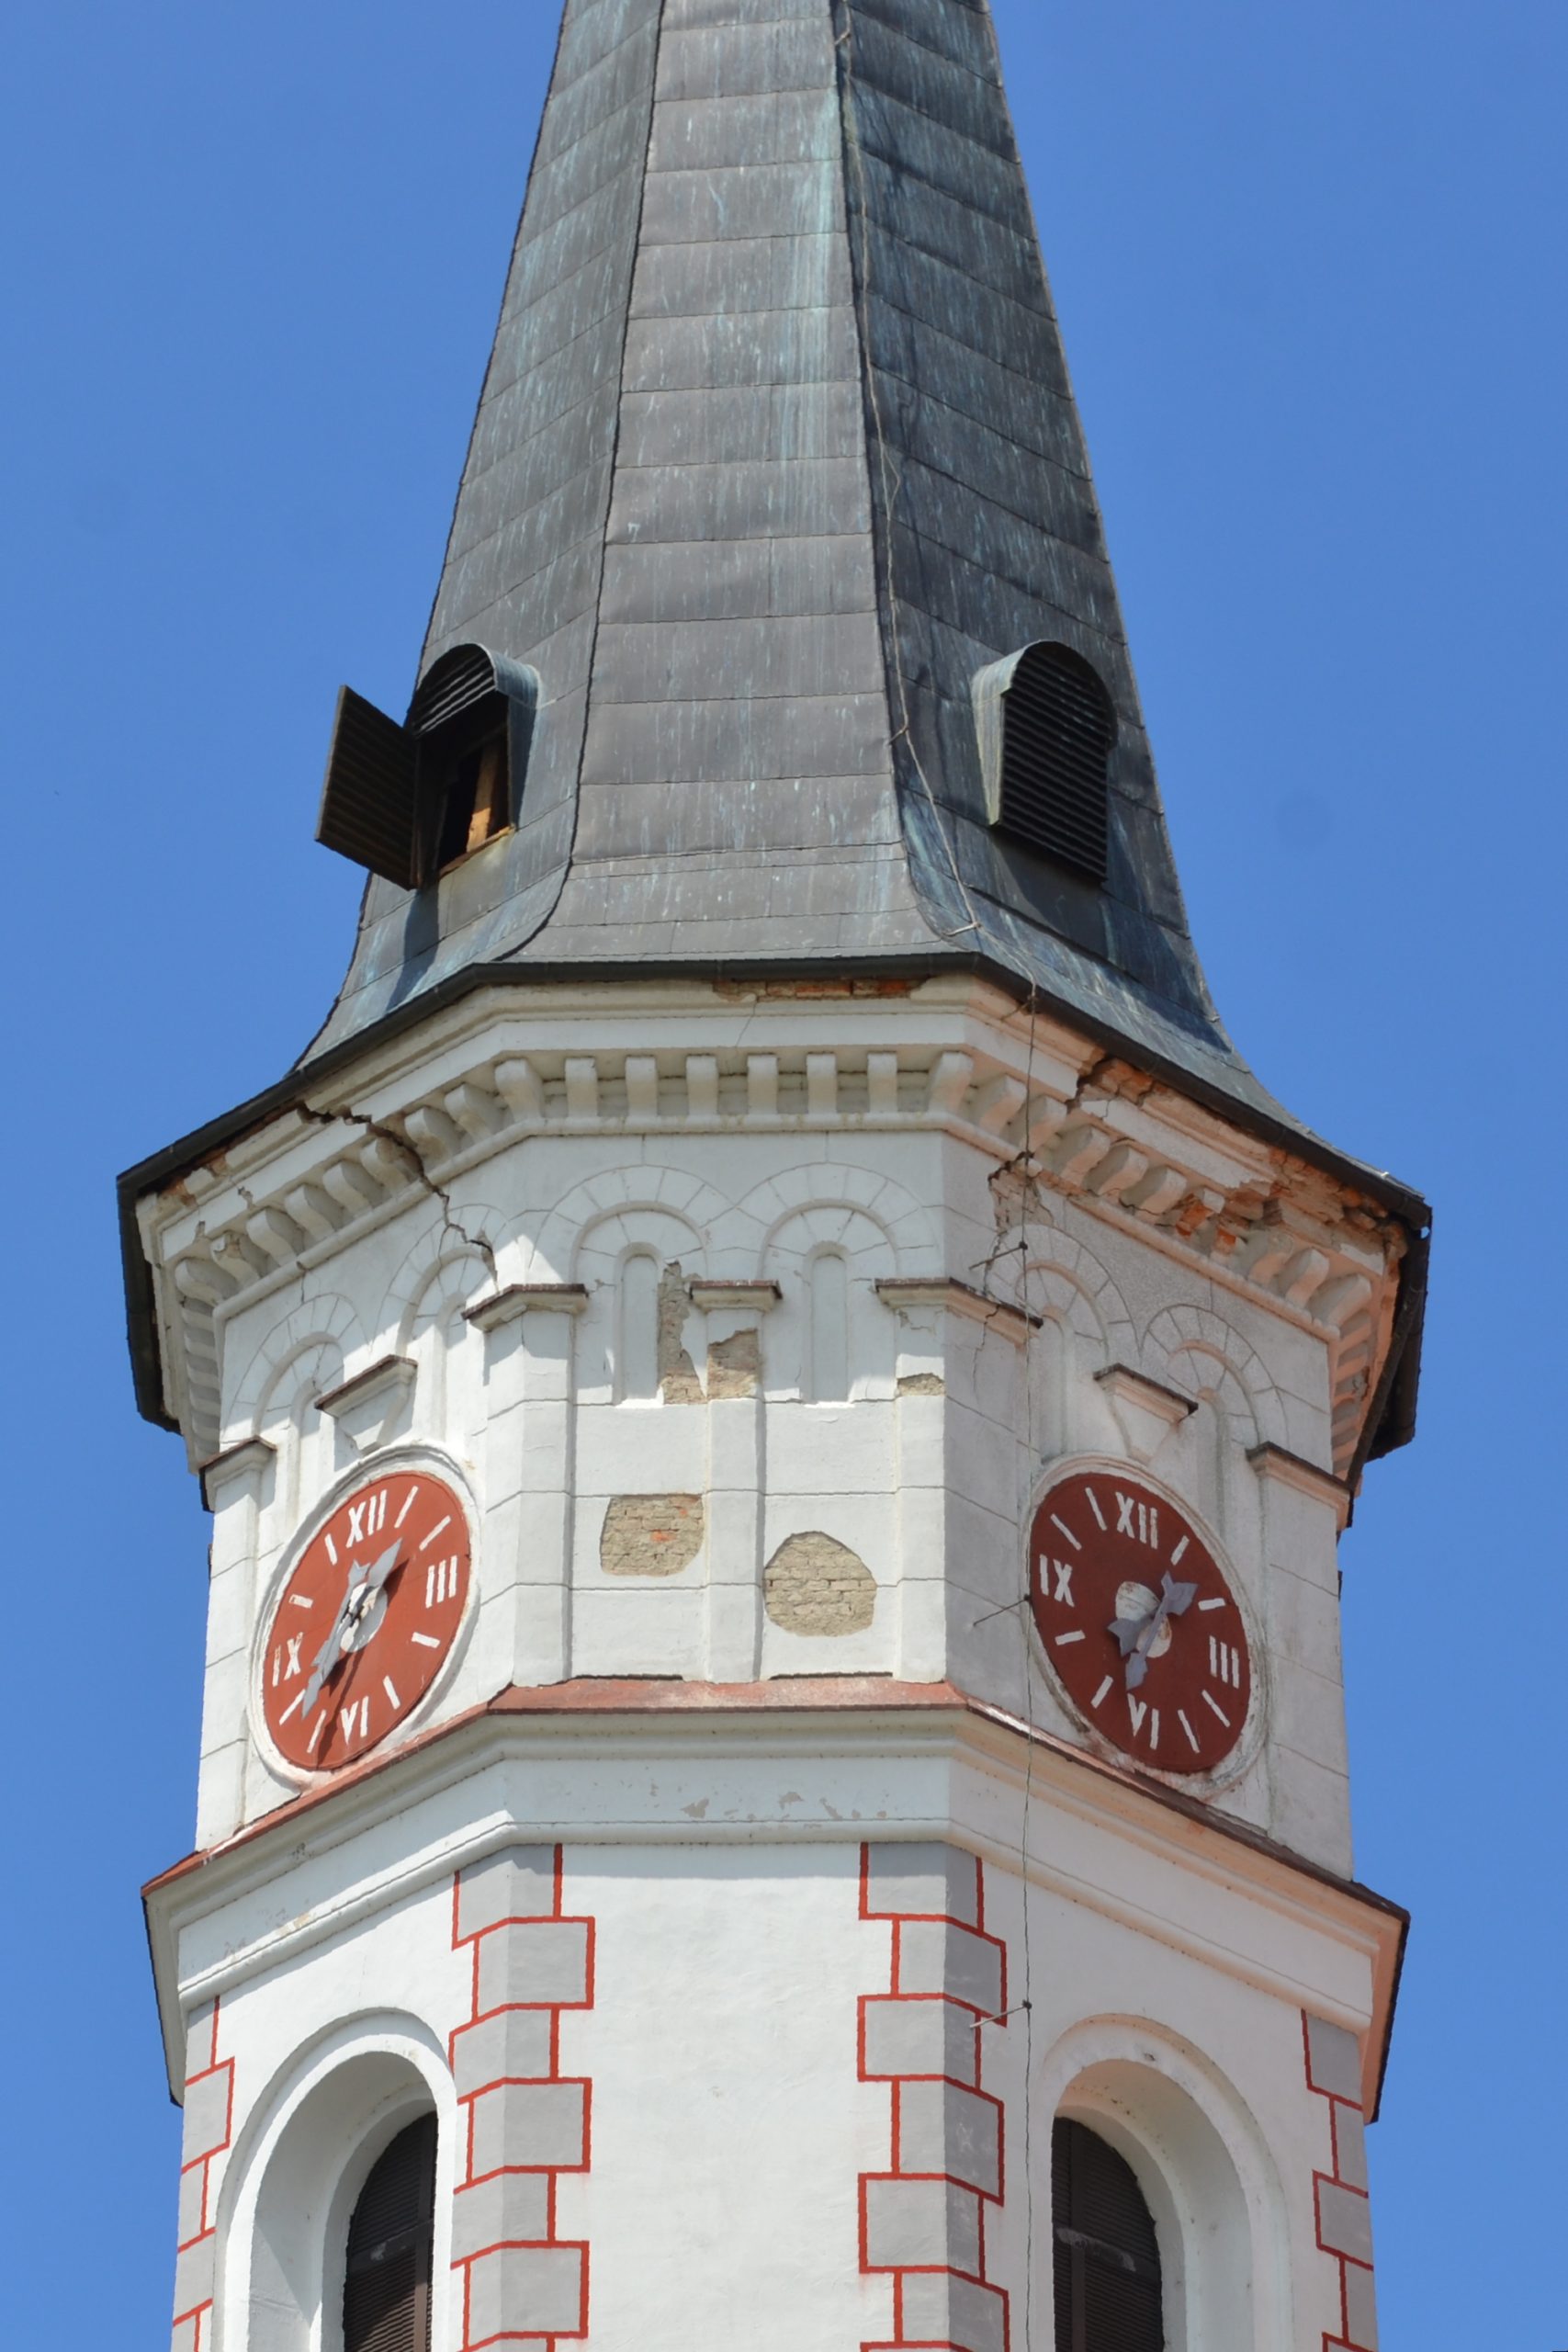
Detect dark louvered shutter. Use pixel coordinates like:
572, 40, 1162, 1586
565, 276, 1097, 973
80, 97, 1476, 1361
316, 687, 422, 888
1053, 2119, 1164, 2352
998, 644, 1118, 884
344, 2114, 436, 2352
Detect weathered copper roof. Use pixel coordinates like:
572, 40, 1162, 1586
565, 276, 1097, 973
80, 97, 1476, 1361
305, 0, 1289, 1142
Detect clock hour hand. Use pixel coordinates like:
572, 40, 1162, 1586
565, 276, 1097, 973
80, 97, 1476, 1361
299, 1543, 406, 1721
1110, 1572, 1199, 1690
301, 1593, 356, 1721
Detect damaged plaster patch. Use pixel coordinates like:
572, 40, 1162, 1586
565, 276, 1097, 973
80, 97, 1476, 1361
764, 1533, 876, 1636
897, 1372, 945, 1396
708, 1328, 761, 1399
601, 1494, 705, 1579
658, 1262, 703, 1403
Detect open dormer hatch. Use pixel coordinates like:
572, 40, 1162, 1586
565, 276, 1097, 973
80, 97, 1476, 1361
315, 643, 538, 890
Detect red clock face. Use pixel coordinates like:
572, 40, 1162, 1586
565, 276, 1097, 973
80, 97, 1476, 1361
1029, 1468, 1251, 1776
260, 1470, 471, 1773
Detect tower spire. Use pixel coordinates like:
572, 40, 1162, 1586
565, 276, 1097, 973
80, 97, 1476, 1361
312, 0, 1291, 1152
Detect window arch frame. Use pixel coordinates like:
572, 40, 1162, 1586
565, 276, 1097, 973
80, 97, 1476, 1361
1038, 2021, 1294, 2352
217, 2021, 456, 2352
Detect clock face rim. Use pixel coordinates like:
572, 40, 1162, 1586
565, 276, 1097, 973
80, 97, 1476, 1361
1026, 1455, 1262, 1788
250, 1450, 479, 1786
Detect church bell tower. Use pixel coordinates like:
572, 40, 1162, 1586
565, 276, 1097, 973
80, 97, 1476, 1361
124, 6, 1427, 2348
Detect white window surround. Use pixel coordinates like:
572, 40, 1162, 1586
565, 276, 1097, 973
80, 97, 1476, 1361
216, 2018, 456, 2352
1038, 2019, 1292, 2352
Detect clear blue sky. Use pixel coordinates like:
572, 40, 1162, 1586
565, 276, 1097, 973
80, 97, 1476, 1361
2, 2, 1562, 2342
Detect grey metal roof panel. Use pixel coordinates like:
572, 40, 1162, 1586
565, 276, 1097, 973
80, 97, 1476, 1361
299, 0, 1379, 1165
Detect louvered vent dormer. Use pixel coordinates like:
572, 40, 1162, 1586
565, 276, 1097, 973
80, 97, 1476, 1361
976, 641, 1118, 886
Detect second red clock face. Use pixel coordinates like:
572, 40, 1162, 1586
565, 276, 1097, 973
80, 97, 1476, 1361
259, 1470, 471, 1773
1029, 1468, 1251, 1776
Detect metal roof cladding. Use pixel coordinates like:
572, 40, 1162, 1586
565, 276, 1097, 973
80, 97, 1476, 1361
119, 0, 1430, 1449
302, 0, 1322, 1142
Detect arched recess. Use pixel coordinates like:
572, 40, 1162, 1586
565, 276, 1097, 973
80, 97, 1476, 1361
534, 1164, 733, 1289
726, 1160, 941, 1282
1037, 2018, 1292, 2352
218, 2017, 454, 2352
395, 1243, 499, 1468
236, 1299, 363, 1538
998, 1225, 1134, 1465
1144, 1305, 1287, 1550
574, 1202, 709, 1405
763, 1202, 901, 1401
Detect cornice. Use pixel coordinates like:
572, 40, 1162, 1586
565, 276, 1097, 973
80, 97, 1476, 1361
143, 1678, 1405, 2117
125, 977, 1411, 1479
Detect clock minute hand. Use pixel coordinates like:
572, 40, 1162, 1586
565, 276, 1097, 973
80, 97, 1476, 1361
300, 1568, 361, 1720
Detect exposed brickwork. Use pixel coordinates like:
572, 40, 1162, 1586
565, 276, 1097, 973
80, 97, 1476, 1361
172, 1999, 234, 2352
451, 1848, 594, 2350
859, 1844, 1011, 2352
1303, 2013, 1378, 2351
656, 1262, 702, 1403
598, 1493, 704, 1577
766, 1532, 877, 1635
706, 1326, 761, 1398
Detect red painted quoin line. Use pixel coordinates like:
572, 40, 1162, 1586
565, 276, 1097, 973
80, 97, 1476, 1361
173, 1997, 235, 2352
1302, 2012, 1375, 2352
859, 1846, 1012, 2352
449, 1846, 594, 2351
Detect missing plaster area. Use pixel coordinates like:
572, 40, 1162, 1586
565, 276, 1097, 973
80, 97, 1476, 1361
764, 1532, 876, 1637
658, 1261, 703, 1403
601, 1495, 705, 1579
707, 1328, 761, 1400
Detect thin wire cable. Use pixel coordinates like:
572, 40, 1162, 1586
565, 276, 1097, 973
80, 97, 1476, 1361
1016, 986, 1043, 2352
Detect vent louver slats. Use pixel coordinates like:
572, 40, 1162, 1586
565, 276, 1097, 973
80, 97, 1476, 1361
411, 645, 498, 738
1053, 2119, 1164, 2352
315, 688, 422, 889
344, 2114, 436, 2352
998, 644, 1118, 885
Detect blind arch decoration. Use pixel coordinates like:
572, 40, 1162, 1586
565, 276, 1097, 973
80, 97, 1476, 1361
974, 641, 1119, 885
343, 2113, 437, 2352
1053, 2117, 1165, 2352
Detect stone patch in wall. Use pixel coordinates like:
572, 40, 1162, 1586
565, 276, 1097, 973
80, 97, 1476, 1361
601, 1494, 705, 1578
708, 1328, 761, 1399
897, 1373, 945, 1396
659, 1262, 703, 1404
764, 1532, 876, 1636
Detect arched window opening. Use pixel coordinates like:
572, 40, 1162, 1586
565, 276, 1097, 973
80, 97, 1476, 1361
981, 641, 1118, 885
1053, 2117, 1164, 2352
412, 647, 514, 875
344, 2113, 436, 2352
620, 1251, 661, 1402
807, 1251, 850, 1403
315, 642, 536, 889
